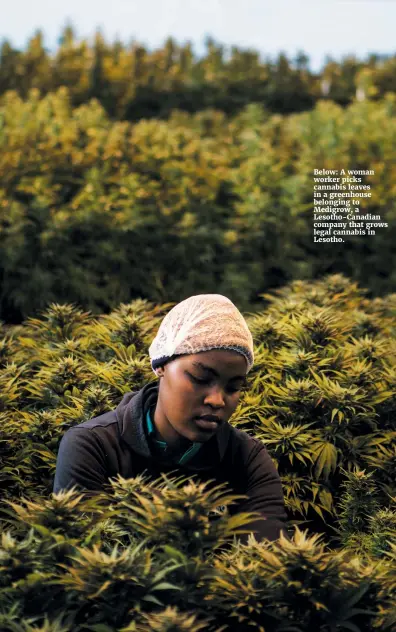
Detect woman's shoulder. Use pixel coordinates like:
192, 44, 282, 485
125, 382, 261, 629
226, 424, 269, 462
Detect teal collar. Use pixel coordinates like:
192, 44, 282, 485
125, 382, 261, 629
145, 407, 202, 466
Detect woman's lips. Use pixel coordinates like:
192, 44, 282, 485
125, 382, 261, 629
194, 417, 221, 431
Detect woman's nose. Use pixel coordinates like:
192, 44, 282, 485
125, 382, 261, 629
204, 386, 226, 408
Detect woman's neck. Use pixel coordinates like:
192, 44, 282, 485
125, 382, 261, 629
152, 406, 192, 450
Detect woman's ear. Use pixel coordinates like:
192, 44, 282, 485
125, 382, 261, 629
155, 367, 164, 377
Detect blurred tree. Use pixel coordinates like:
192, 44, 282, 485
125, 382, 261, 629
52, 24, 91, 106
19, 30, 52, 97
0, 40, 22, 93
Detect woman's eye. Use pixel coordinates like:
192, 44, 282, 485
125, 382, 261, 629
226, 386, 241, 394
190, 374, 210, 385
188, 374, 242, 393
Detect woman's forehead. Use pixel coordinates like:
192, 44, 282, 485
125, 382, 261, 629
182, 350, 248, 375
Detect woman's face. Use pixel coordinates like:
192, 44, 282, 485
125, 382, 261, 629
154, 349, 248, 447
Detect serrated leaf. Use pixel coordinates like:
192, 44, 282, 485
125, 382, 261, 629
153, 581, 180, 591
141, 594, 163, 606
313, 441, 338, 480
312, 504, 325, 520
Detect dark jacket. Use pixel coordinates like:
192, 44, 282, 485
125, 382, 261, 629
53, 381, 289, 542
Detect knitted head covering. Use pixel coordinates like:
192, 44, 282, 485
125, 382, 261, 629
149, 294, 254, 375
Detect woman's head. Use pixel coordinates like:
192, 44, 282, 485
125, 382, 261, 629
148, 294, 254, 446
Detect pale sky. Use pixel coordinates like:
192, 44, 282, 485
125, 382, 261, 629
2, 0, 396, 71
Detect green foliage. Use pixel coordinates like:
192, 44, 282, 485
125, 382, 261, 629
330, 469, 396, 559
2, 29, 396, 120
227, 276, 396, 539
0, 276, 395, 629
0, 488, 394, 631
120, 606, 211, 632
209, 529, 383, 632
103, 473, 261, 555
0, 85, 395, 322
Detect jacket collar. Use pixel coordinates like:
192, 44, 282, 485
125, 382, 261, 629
115, 381, 231, 467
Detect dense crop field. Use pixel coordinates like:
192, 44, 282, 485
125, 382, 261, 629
1, 31, 395, 629
1, 86, 395, 323
0, 275, 395, 631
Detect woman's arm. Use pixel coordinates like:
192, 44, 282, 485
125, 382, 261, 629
53, 427, 109, 494
231, 439, 291, 543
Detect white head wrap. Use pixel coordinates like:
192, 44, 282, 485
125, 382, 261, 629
148, 294, 254, 375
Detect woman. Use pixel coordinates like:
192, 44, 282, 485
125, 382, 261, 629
53, 294, 289, 542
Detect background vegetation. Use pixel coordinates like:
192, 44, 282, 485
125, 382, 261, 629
2, 26, 396, 117
0, 27, 396, 323
0, 275, 395, 630
0, 28, 395, 628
